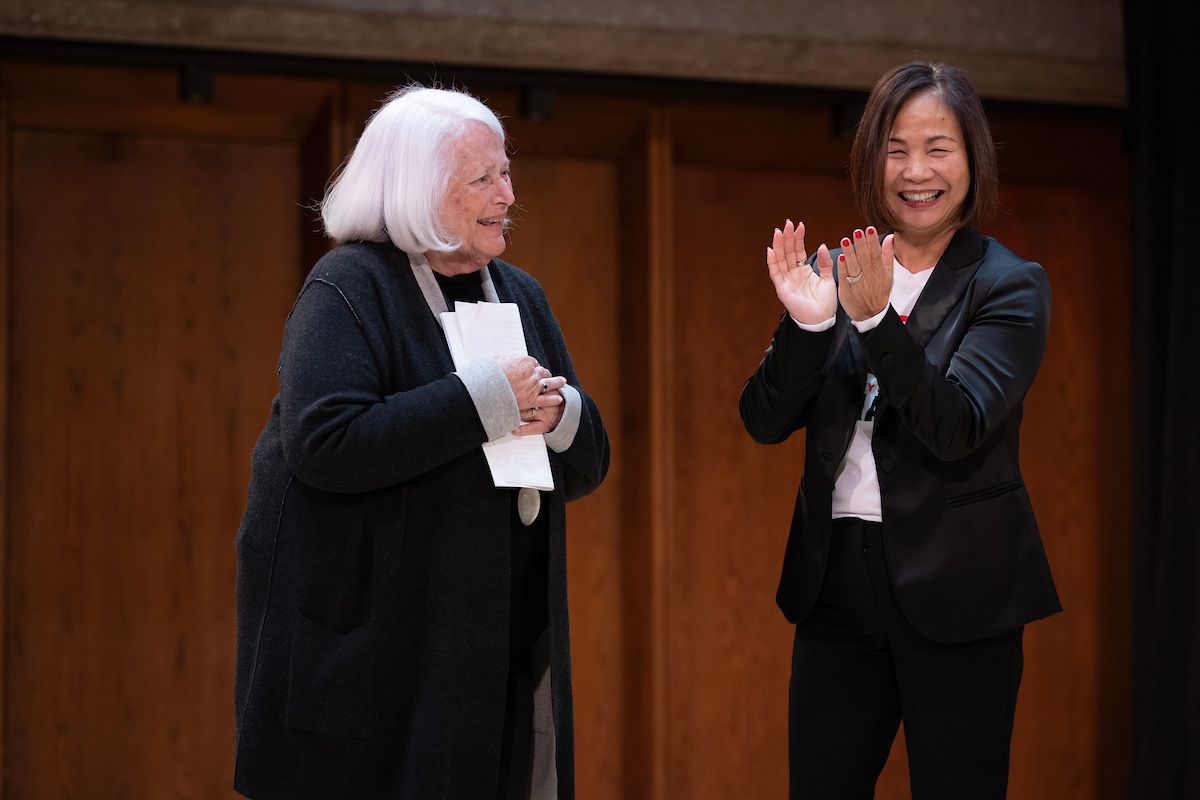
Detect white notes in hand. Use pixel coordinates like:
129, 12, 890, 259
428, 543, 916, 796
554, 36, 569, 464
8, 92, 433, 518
441, 302, 554, 491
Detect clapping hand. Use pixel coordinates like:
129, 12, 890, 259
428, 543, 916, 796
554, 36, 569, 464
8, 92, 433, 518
767, 220, 837, 326
836, 227, 895, 322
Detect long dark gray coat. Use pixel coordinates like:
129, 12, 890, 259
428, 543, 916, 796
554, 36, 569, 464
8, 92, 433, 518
233, 241, 609, 799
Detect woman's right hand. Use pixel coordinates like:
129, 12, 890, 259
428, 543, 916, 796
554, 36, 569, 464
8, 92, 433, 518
494, 355, 566, 413
767, 219, 837, 325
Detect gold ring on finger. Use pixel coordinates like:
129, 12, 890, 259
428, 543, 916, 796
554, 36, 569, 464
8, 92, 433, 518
845, 273, 863, 284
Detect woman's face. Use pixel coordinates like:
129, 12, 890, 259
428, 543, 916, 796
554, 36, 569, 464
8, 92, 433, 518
883, 91, 970, 242
441, 122, 514, 268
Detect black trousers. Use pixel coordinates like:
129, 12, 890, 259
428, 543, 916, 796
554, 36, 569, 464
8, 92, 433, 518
789, 518, 1024, 800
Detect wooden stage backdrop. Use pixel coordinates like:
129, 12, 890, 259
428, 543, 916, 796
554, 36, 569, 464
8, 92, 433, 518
0, 61, 1128, 798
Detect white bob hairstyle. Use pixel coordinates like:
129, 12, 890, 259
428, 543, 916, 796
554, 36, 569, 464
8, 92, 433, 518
320, 86, 507, 253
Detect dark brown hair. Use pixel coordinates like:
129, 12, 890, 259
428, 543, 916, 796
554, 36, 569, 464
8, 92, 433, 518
849, 62, 998, 232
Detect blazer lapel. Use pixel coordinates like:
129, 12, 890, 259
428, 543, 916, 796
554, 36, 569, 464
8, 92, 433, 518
904, 227, 986, 349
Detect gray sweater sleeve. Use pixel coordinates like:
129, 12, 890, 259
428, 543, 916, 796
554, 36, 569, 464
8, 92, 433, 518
543, 384, 581, 452
454, 357, 522, 442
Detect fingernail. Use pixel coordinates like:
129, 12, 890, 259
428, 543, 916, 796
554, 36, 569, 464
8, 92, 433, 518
854, 230, 863, 239
838, 255, 845, 262
842, 238, 851, 248
867, 226, 876, 236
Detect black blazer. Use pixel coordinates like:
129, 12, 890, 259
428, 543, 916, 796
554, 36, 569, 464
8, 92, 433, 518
740, 227, 1060, 644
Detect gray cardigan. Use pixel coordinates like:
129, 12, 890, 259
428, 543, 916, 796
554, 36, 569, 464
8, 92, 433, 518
234, 241, 609, 799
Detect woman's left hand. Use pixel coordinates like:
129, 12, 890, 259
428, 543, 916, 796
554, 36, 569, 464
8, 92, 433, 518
837, 227, 895, 322
514, 390, 565, 436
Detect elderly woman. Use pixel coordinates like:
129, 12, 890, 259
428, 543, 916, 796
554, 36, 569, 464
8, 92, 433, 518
740, 62, 1060, 798
234, 86, 609, 800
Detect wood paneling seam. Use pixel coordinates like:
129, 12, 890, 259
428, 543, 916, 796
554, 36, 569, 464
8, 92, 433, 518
0, 64, 11, 800
646, 107, 673, 800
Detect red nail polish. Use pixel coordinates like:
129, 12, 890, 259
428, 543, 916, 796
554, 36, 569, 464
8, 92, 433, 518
842, 238, 851, 247
838, 254, 845, 262
867, 226, 876, 236
854, 230, 863, 239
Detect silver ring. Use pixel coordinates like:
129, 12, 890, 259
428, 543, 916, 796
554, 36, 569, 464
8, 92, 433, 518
540, 380, 548, 393
795, 261, 804, 268
531, 407, 538, 420
844, 273, 863, 284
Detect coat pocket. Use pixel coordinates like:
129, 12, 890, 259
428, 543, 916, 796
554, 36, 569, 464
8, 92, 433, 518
945, 479, 1024, 509
285, 613, 375, 738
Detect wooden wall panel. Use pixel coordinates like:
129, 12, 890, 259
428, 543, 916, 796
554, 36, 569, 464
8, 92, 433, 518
3, 63, 336, 143
669, 100, 852, 175
668, 166, 869, 797
6, 129, 297, 797
500, 156, 624, 800
982, 186, 1131, 800
616, 111, 676, 800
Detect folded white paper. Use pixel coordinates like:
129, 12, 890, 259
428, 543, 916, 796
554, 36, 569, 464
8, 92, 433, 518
441, 302, 554, 491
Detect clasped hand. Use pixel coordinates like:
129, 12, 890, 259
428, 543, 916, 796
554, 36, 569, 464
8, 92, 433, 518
493, 355, 566, 435
767, 220, 895, 323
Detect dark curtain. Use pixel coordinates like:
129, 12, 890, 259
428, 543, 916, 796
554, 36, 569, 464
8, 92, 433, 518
1125, 0, 1200, 797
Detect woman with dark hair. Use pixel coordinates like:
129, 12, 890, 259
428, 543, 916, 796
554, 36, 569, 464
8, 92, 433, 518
234, 86, 609, 800
740, 62, 1060, 798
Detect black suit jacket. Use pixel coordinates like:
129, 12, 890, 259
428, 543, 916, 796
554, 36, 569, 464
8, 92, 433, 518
740, 227, 1061, 644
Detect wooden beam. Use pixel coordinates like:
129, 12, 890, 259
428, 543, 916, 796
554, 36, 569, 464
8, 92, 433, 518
0, 0, 1127, 108
618, 106, 674, 800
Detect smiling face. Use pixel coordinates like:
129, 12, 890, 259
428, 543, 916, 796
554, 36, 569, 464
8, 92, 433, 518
428, 121, 514, 275
884, 91, 970, 246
